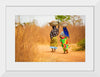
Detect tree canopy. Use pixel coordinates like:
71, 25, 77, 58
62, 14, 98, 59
55, 15, 84, 26
55, 15, 71, 22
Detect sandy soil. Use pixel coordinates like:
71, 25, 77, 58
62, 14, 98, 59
34, 45, 85, 62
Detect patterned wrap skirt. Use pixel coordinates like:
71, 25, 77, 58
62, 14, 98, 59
60, 36, 68, 51
50, 36, 58, 49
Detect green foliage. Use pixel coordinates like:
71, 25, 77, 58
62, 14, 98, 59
77, 38, 85, 51
26, 22, 30, 25
55, 15, 71, 22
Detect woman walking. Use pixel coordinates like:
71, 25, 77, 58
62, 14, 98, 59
49, 21, 60, 52
60, 22, 69, 54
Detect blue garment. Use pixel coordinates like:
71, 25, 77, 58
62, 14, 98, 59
50, 46, 57, 49
63, 27, 69, 37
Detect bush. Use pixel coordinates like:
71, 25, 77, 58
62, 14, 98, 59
77, 38, 85, 51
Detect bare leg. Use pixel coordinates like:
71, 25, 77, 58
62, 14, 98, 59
64, 50, 68, 54
64, 51, 66, 54
54, 49, 56, 52
52, 48, 53, 52
66, 50, 68, 53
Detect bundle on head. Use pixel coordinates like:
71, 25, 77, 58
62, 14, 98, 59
60, 21, 68, 27
49, 21, 58, 26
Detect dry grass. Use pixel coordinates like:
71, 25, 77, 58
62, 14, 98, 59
15, 24, 85, 62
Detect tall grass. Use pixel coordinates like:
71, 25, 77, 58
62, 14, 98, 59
15, 24, 85, 62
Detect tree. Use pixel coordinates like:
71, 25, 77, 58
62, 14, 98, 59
70, 15, 76, 26
55, 15, 84, 26
32, 19, 38, 25
55, 15, 71, 22
55, 15, 71, 26
70, 15, 83, 26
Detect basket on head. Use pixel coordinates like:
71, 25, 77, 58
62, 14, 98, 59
49, 21, 58, 26
60, 21, 68, 27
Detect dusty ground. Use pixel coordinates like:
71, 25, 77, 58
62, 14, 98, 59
33, 44, 85, 62
15, 25, 85, 62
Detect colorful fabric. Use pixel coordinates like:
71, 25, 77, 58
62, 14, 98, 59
50, 28, 59, 39
60, 32, 68, 51
63, 27, 69, 37
60, 31, 66, 36
50, 36, 58, 48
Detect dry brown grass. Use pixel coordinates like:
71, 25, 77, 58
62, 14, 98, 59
15, 24, 39, 62
15, 24, 85, 62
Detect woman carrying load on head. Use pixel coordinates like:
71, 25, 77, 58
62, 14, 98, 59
49, 21, 60, 52
59, 22, 69, 54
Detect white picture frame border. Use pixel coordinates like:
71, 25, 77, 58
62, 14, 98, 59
6, 6, 93, 71
0, 0, 99, 77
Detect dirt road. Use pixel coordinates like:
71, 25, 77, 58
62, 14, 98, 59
35, 45, 85, 62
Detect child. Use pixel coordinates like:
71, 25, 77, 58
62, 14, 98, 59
60, 22, 69, 54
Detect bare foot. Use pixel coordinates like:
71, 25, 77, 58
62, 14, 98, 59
64, 50, 68, 54
51, 49, 54, 52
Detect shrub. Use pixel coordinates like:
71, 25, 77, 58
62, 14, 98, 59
77, 38, 85, 51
